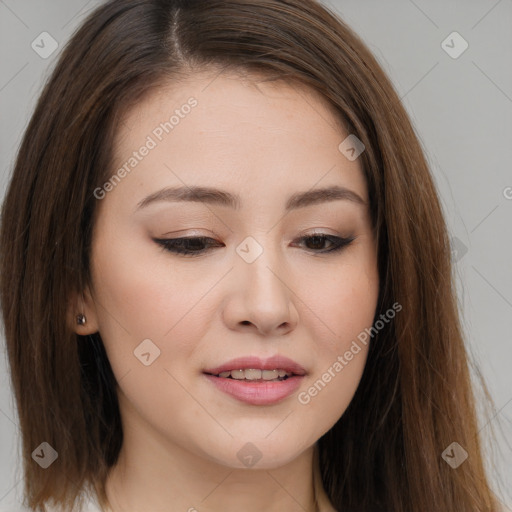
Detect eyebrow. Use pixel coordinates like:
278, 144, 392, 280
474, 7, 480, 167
135, 184, 367, 212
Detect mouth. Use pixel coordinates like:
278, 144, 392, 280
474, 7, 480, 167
203, 355, 307, 380
204, 368, 296, 382
202, 356, 307, 405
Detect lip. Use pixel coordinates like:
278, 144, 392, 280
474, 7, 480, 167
203, 355, 307, 377
204, 373, 304, 405
202, 355, 307, 406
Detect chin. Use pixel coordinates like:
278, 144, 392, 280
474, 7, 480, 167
198, 434, 316, 470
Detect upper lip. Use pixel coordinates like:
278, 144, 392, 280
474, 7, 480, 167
203, 355, 307, 376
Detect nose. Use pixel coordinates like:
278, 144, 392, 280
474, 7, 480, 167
222, 242, 299, 337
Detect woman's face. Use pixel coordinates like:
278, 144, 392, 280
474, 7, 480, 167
84, 70, 379, 469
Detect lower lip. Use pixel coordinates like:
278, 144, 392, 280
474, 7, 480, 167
203, 374, 304, 405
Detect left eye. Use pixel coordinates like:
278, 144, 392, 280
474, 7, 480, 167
153, 234, 355, 257
295, 234, 355, 253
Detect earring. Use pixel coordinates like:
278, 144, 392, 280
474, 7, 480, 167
76, 314, 87, 326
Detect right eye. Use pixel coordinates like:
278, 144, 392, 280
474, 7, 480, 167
153, 237, 223, 257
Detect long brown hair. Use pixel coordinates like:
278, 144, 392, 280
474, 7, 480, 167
0, 0, 501, 510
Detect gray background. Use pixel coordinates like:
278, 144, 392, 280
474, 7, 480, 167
0, 0, 511, 509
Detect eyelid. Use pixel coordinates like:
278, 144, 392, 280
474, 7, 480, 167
160, 229, 218, 237
296, 227, 339, 238
160, 228, 347, 240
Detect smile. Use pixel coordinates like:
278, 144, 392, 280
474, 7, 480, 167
203, 355, 307, 405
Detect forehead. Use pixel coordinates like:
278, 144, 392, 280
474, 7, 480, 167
121, 68, 345, 127
116, 69, 347, 150
106, 70, 368, 211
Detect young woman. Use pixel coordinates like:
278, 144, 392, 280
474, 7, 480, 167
0, 0, 503, 511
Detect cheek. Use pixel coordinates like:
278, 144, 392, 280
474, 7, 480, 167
295, 253, 378, 424
296, 280, 375, 433
89, 244, 219, 440
89, 235, 218, 376
312, 272, 377, 341
300, 247, 379, 353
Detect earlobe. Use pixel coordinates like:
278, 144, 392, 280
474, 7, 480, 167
67, 286, 100, 335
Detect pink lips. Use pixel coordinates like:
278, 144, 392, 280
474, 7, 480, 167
203, 355, 307, 406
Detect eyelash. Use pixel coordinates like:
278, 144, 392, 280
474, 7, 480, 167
153, 234, 355, 257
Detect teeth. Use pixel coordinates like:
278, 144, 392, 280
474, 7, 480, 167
217, 369, 292, 380
245, 369, 262, 380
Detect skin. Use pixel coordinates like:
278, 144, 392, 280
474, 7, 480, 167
74, 69, 379, 512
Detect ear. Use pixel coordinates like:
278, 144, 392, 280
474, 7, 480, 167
67, 284, 100, 335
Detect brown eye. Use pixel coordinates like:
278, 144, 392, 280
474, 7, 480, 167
294, 234, 355, 254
